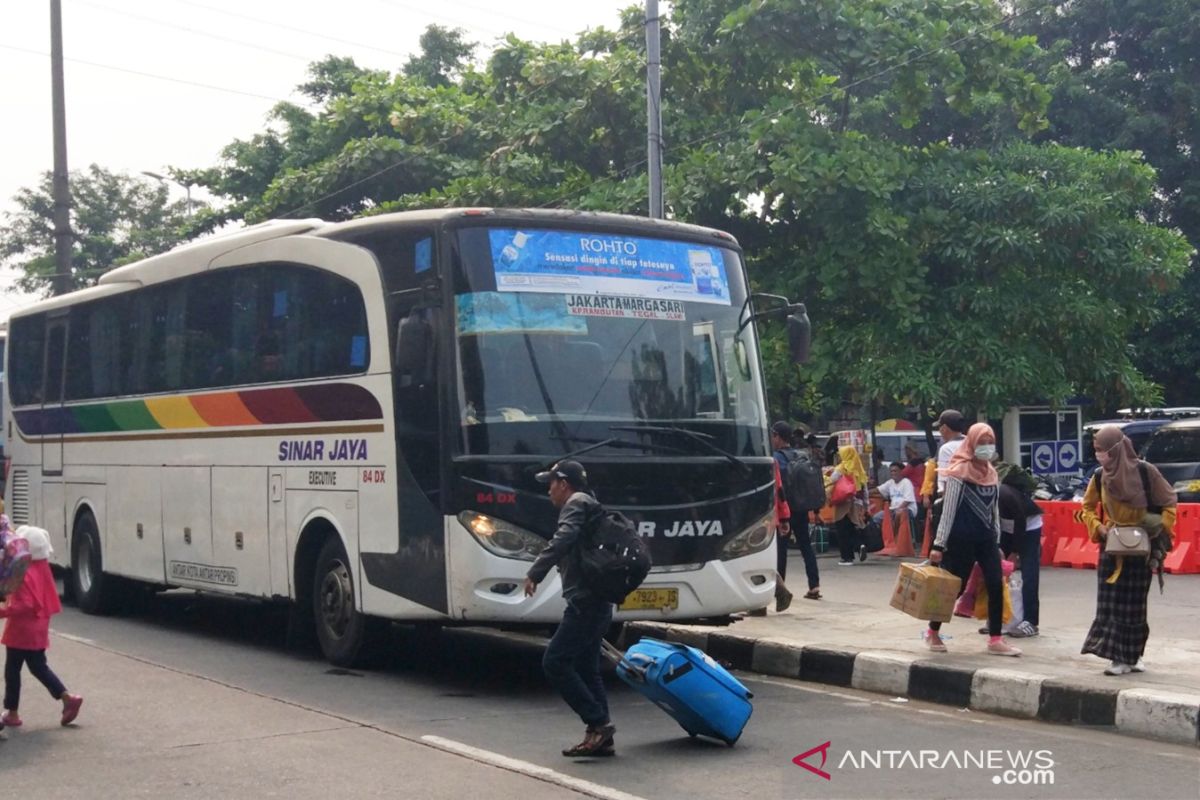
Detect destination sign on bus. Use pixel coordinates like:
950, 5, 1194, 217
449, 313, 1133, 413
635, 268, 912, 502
489, 229, 732, 306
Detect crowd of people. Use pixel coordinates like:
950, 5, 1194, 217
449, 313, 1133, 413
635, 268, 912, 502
765, 409, 1176, 672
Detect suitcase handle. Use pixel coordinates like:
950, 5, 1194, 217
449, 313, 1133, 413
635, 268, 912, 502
600, 640, 648, 682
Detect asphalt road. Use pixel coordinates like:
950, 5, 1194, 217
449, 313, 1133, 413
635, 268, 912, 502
3, 593, 1197, 800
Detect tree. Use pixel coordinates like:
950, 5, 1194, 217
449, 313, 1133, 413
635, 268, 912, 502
0, 164, 193, 294
183, 4, 1192, 418
660, 0, 1188, 416
1015, 0, 1200, 404
402, 25, 476, 88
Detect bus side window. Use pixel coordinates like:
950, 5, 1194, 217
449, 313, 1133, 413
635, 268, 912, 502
9, 314, 47, 406
43, 322, 67, 404
182, 272, 233, 390
229, 270, 261, 386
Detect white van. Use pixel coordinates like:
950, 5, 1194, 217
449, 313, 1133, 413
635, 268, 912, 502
868, 430, 942, 465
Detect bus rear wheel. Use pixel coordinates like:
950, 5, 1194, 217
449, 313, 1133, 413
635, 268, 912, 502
70, 514, 116, 615
313, 537, 379, 667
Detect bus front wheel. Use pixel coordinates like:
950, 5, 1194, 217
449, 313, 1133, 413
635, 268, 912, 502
70, 514, 116, 615
313, 537, 375, 667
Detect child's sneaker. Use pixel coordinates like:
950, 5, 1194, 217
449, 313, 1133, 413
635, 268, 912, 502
61, 694, 83, 726
0, 711, 21, 727
924, 630, 947, 652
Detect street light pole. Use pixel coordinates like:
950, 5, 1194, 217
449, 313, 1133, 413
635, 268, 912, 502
50, 0, 72, 296
141, 170, 194, 217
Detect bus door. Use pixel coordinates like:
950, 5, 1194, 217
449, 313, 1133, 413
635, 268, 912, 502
40, 315, 67, 545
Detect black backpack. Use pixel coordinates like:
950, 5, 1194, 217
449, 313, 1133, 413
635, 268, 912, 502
781, 448, 826, 511
578, 509, 652, 604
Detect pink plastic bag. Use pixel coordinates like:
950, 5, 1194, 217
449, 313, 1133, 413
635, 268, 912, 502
952, 559, 1014, 618
0, 516, 32, 596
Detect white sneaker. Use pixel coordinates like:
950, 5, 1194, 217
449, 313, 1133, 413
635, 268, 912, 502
1131, 659, 1146, 673
1104, 661, 1133, 675
837, 560, 855, 566
1007, 621, 1038, 638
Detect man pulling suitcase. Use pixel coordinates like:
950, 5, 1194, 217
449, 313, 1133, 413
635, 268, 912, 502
524, 460, 617, 758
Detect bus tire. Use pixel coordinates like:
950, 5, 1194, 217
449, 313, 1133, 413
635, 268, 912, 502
313, 537, 377, 667
70, 513, 116, 615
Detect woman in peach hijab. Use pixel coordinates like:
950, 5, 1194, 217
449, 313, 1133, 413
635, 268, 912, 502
926, 423, 1021, 656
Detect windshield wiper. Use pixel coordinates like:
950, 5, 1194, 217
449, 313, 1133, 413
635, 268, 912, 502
531, 436, 687, 475
609, 425, 750, 473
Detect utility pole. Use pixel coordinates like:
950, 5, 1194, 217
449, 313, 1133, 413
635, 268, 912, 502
645, 0, 663, 219
50, 0, 72, 295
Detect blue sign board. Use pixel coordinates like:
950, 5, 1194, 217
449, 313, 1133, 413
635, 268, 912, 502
488, 228, 732, 306
1030, 440, 1080, 475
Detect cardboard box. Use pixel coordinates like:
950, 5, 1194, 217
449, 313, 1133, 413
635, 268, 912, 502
890, 562, 962, 622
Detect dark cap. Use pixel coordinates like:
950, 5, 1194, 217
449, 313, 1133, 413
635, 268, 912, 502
535, 460, 589, 489
771, 420, 793, 440
936, 409, 968, 434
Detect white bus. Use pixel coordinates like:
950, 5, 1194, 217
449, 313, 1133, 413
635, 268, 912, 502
0, 325, 6, 494
3, 209, 809, 665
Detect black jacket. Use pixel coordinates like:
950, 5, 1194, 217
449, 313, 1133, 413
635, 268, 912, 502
526, 491, 604, 601
998, 483, 1043, 549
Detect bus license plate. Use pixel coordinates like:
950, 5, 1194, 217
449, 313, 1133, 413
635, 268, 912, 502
620, 588, 678, 611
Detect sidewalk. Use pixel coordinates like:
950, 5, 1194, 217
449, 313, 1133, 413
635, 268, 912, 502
621, 552, 1200, 747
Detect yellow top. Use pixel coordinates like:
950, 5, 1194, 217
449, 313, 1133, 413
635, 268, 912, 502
920, 459, 937, 498
1080, 478, 1176, 543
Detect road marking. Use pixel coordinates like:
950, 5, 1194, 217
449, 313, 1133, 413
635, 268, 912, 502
53, 631, 97, 646
743, 674, 980, 722
420, 735, 649, 800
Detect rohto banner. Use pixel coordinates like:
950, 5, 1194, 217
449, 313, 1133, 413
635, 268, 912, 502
488, 228, 732, 306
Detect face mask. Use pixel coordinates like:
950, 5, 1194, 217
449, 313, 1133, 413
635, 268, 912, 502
1096, 449, 1112, 466
974, 444, 996, 460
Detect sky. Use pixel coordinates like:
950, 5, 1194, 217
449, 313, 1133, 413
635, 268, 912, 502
0, 0, 640, 320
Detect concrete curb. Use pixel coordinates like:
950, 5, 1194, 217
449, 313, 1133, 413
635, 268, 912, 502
622, 622, 1200, 748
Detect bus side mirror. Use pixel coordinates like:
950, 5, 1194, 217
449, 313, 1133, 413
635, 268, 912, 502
787, 305, 811, 364
395, 312, 433, 382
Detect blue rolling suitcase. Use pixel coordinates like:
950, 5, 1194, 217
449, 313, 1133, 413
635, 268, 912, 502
603, 637, 753, 745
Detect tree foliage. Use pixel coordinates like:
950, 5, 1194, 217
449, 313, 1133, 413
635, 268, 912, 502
0, 165, 194, 295
1014, 0, 1200, 405
127, 5, 1200, 415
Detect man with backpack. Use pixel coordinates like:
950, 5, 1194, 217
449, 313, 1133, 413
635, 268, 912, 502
524, 460, 617, 758
771, 422, 822, 603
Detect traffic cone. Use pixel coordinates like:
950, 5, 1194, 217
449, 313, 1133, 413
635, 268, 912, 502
879, 509, 898, 554
920, 512, 934, 557
892, 512, 916, 557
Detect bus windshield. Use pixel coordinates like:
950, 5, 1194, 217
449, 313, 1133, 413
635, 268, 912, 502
451, 226, 768, 458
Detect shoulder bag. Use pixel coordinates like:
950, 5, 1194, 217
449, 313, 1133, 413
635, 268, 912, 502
1104, 526, 1151, 557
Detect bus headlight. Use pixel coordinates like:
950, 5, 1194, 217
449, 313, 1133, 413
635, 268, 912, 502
718, 511, 776, 561
458, 512, 548, 561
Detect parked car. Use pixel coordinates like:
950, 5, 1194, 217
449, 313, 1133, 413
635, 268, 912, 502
1081, 418, 1178, 475
1142, 419, 1200, 503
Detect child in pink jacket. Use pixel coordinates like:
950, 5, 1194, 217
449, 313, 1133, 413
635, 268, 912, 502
0, 527, 83, 729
